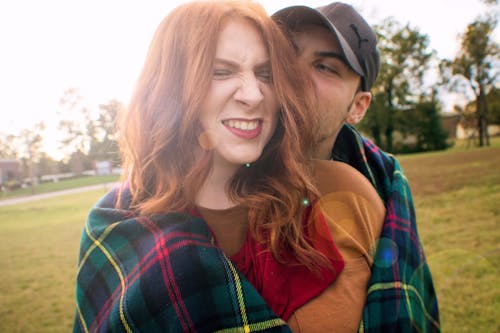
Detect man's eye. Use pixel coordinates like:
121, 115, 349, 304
314, 63, 338, 75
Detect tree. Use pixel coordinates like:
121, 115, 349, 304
57, 87, 92, 172
407, 97, 448, 152
441, 15, 499, 146
453, 102, 479, 147
487, 87, 500, 124
87, 99, 122, 167
0, 133, 19, 159
360, 90, 384, 145
18, 122, 45, 194
37, 152, 59, 177
367, 18, 434, 151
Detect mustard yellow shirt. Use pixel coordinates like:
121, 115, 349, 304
199, 160, 385, 332
288, 160, 385, 332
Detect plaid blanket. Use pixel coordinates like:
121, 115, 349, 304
332, 124, 440, 332
73, 189, 291, 333
74, 124, 440, 332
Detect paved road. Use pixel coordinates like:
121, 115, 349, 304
0, 183, 117, 207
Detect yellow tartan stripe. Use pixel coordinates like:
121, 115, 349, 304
394, 170, 411, 213
84, 223, 133, 333
250, 318, 287, 331
394, 169, 408, 182
358, 317, 364, 333
78, 222, 119, 271
216, 255, 287, 333
214, 318, 286, 333
75, 302, 90, 333
394, 169, 413, 225
366, 282, 440, 329
225, 255, 249, 328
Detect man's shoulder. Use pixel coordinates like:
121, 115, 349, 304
333, 124, 390, 160
311, 159, 380, 203
333, 125, 394, 168
331, 124, 402, 202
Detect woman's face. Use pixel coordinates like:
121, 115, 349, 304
199, 18, 279, 173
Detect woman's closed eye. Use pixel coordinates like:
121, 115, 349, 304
213, 66, 272, 83
213, 68, 233, 79
255, 69, 272, 83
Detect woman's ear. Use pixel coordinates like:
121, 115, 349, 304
346, 92, 371, 125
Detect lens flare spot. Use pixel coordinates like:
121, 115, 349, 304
198, 130, 217, 150
374, 238, 399, 268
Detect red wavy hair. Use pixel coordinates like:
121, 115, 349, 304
119, 0, 325, 268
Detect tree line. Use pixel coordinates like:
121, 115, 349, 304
0, 88, 122, 186
359, 0, 499, 152
1, 2, 499, 182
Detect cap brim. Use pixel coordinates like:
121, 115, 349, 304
272, 6, 365, 77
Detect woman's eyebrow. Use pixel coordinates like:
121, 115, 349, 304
214, 58, 238, 67
254, 60, 271, 69
214, 58, 271, 69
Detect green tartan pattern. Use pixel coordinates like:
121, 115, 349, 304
74, 123, 440, 332
73, 190, 290, 333
333, 125, 440, 332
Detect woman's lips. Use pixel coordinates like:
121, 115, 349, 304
222, 119, 262, 139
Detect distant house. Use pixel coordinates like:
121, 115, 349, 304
0, 159, 21, 187
95, 161, 112, 175
441, 112, 462, 139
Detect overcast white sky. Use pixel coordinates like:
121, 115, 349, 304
0, 0, 498, 157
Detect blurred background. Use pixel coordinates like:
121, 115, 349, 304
0, 1, 499, 332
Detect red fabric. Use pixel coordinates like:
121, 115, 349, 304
231, 205, 344, 320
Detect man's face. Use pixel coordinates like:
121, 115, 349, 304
292, 24, 362, 148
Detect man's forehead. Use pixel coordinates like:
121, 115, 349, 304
291, 23, 341, 54
292, 22, 328, 33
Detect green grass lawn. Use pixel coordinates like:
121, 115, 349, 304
0, 189, 109, 333
0, 141, 499, 332
0, 174, 119, 200
397, 139, 500, 333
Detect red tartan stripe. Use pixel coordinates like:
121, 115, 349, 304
141, 216, 196, 333
89, 222, 213, 332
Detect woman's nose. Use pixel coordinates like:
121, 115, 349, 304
234, 74, 264, 107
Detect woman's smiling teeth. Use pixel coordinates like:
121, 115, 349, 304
222, 119, 259, 131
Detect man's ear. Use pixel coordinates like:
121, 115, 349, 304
346, 91, 371, 125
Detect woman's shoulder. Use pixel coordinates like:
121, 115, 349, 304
93, 183, 132, 209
